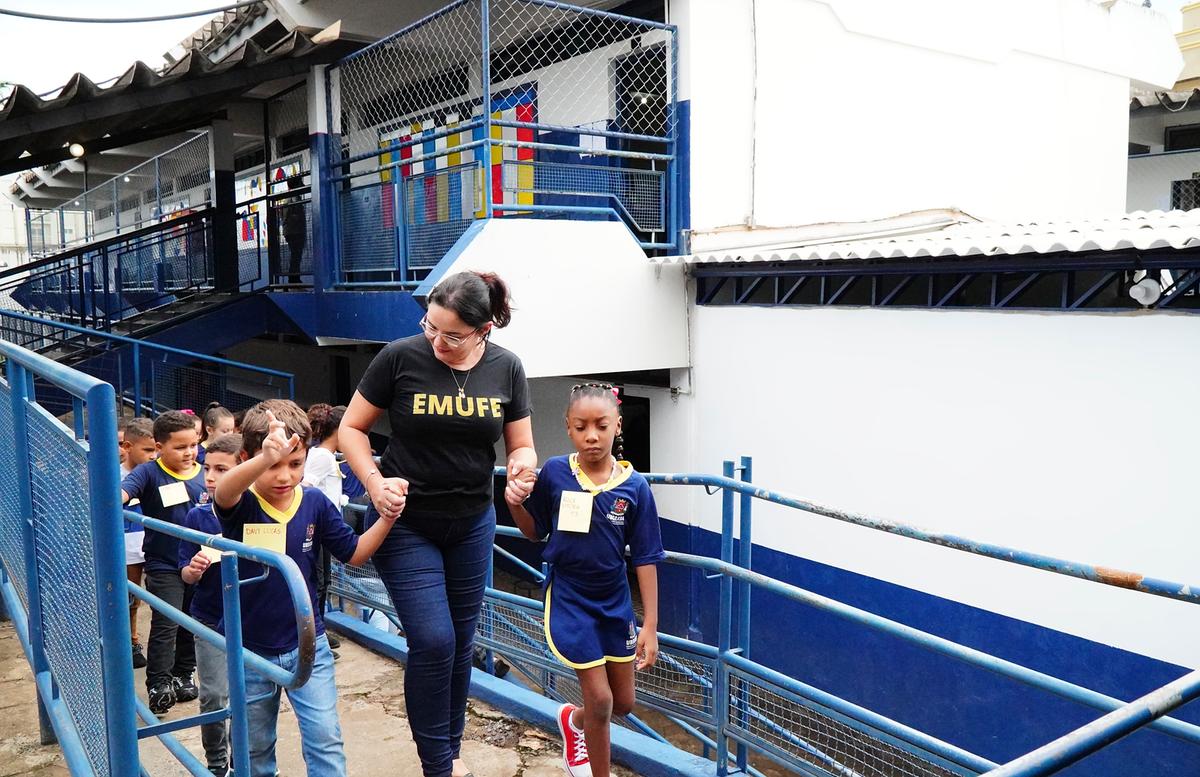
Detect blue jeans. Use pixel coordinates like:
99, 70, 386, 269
368, 505, 495, 777
244, 634, 344, 777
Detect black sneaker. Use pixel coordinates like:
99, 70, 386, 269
131, 643, 147, 669
326, 632, 341, 649
207, 764, 228, 776
172, 674, 198, 703
148, 683, 176, 715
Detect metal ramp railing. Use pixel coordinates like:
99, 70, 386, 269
0, 338, 318, 777
328, 462, 1200, 777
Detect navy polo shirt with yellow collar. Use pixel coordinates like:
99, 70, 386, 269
178, 503, 224, 627
215, 484, 359, 655
121, 459, 206, 574
523, 454, 666, 669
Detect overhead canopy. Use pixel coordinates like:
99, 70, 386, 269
0, 27, 359, 175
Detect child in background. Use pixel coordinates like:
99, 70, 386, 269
303, 403, 349, 653
180, 433, 243, 777
198, 402, 235, 465
505, 384, 664, 777
214, 399, 400, 776
120, 417, 157, 669
121, 410, 205, 714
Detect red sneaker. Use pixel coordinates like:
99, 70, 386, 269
556, 703, 592, 777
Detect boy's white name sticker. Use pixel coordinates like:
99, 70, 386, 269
243, 524, 286, 554
158, 481, 190, 507
557, 491, 593, 534
199, 538, 223, 564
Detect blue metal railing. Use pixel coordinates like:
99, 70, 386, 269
0, 337, 316, 776
325, 462, 1200, 777
0, 309, 295, 416
324, 0, 679, 287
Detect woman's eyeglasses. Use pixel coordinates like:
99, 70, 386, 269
419, 316, 477, 349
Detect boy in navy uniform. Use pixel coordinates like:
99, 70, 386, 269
506, 383, 664, 777
179, 432, 242, 777
121, 410, 205, 714
213, 399, 399, 777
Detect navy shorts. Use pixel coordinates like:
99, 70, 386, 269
544, 572, 637, 670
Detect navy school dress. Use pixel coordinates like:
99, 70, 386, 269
523, 454, 665, 670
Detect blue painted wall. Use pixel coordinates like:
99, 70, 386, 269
655, 520, 1200, 776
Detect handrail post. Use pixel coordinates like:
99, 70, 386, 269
481, 0, 494, 220
6, 360, 54, 745
715, 459, 735, 775
735, 455, 752, 773
132, 343, 142, 417
86, 380, 139, 771
222, 553, 253, 777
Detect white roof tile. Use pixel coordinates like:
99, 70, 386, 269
663, 210, 1200, 265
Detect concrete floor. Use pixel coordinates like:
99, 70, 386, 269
0, 609, 639, 777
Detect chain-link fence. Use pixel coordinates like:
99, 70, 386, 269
325, 0, 677, 282
26, 133, 212, 259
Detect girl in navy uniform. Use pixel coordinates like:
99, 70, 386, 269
506, 383, 664, 777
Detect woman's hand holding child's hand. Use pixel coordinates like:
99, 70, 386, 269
504, 463, 536, 507
369, 476, 408, 522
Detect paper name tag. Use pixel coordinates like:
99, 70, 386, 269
199, 538, 223, 564
558, 491, 594, 534
158, 481, 190, 507
243, 523, 286, 554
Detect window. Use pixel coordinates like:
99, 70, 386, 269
1171, 179, 1200, 210
1165, 124, 1200, 151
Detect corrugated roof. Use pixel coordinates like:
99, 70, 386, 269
1129, 88, 1200, 111
664, 210, 1200, 265
0, 28, 357, 172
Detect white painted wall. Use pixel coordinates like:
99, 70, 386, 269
430, 218, 690, 378
677, 0, 1182, 233
1127, 149, 1200, 211
647, 304, 1200, 669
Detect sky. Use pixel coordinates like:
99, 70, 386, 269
0, 2, 223, 95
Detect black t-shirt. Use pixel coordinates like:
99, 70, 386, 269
357, 334, 531, 520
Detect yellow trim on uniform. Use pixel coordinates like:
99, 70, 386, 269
199, 440, 208, 450
156, 459, 201, 480
248, 484, 302, 524
568, 454, 633, 494
543, 581, 638, 670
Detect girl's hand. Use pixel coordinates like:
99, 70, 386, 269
369, 475, 408, 521
635, 628, 659, 671
261, 410, 301, 465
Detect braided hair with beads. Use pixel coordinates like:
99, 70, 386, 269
568, 382, 624, 461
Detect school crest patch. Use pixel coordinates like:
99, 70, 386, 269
606, 497, 629, 527
626, 621, 637, 650
302, 522, 315, 553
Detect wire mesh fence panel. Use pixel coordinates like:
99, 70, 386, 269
501, 159, 664, 231
0, 378, 28, 610
269, 87, 311, 193
727, 668, 976, 777
339, 184, 399, 275
157, 133, 214, 217
636, 646, 718, 724
403, 162, 481, 268
331, 1, 485, 164
488, 0, 674, 140
269, 198, 313, 281
149, 360, 279, 415
25, 404, 110, 775
330, 560, 398, 618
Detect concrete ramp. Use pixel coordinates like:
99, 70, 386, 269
418, 219, 689, 378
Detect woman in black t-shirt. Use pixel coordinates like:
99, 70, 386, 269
341, 271, 536, 777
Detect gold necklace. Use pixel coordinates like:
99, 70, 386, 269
448, 365, 471, 399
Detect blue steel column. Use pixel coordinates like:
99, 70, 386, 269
222, 554, 252, 777
85, 380, 139, 772
715, 459, 735, 775
735, 455, 752, 774
481, 0, 494, 220
667, 23, 680, 252
6, 360, 53, 745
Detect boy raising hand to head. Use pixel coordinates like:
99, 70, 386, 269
213, 399, 400, 776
